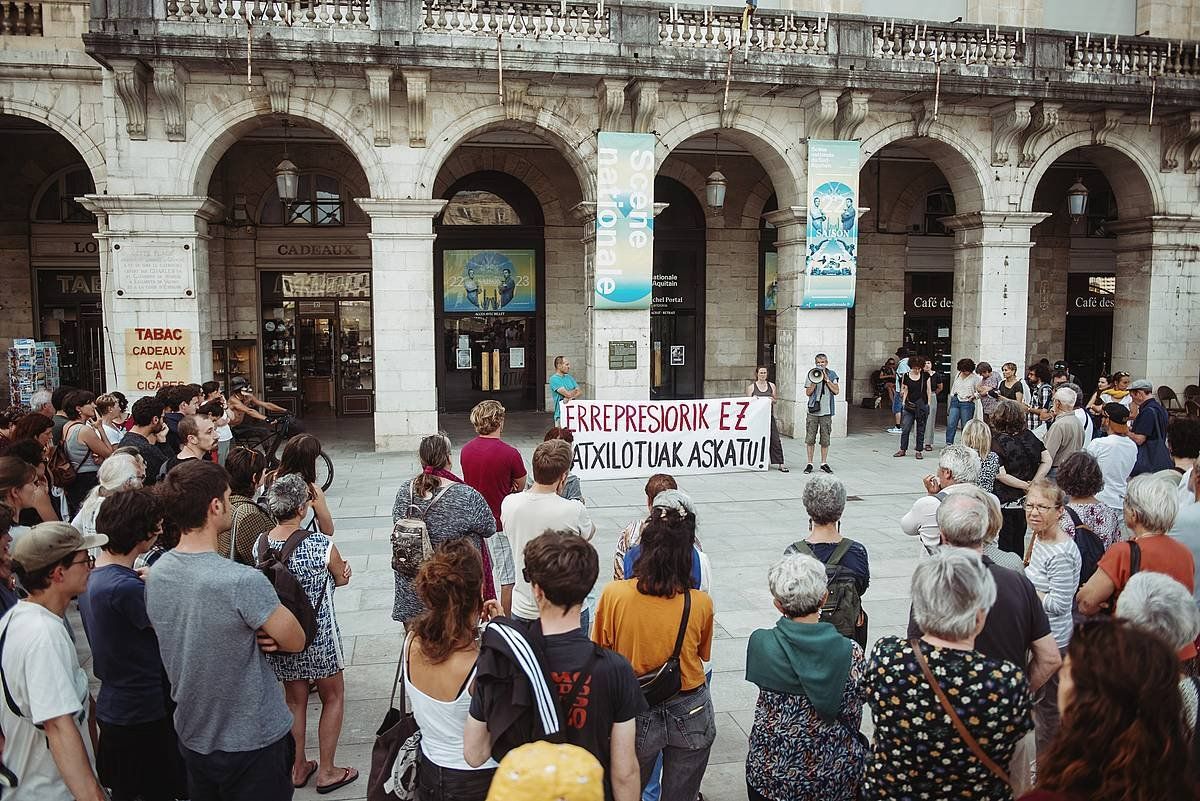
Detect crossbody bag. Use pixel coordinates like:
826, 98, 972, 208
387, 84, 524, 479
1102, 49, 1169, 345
638, 590, 691, 707
910, 639, 1012, 788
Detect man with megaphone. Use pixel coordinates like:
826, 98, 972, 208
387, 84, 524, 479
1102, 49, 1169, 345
803, 354, 841, 474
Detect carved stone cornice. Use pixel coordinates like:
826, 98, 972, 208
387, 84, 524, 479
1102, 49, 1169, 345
110, 59, 149, 140
629, 80, 658, 134
1020, 101, 1060, 168
364, 66, 393, 147
597, 78, 625, 131
719, 89, 744, 129
401, 69, 430, 148
151, 59, 188, 142
912, 99, 937, 138
1160, 111, 1200, 172
802, 88, 839, 141
260, 68, 294, 115
990, 99, 1033, 166
503, 79, 529, 121
835, 89, 869, 141
1091, 108, 1122, 146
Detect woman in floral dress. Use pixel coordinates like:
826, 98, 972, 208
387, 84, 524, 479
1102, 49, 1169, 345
262, 473, 358, 794
862, 548, 1032, 801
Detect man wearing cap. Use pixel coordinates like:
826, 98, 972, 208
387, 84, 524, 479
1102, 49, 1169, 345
1, 522, 108, 801
228, 377, 292, 440
1128, 379, 1173, 476
1086, 402, 1139, 513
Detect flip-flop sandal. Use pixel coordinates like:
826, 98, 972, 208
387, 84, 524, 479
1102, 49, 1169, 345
293, 761, 317, 789
317, 767, 360, 795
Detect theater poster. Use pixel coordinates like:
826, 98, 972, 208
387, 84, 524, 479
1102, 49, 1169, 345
442, 249, 536, 312
594, 131, 655, 310
802, 140, 859, 308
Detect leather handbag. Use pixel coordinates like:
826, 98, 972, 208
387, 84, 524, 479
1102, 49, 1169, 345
637, 590, 691, 707
910, 639, 1012, 788
369, 633, 421, 801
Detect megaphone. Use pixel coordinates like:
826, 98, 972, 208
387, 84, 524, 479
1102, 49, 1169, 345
808, 367, 826, 383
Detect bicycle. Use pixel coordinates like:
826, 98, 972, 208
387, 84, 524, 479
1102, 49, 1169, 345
231, 413, 335, 491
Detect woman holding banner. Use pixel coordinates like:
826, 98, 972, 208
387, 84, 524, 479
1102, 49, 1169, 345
749, 367, 788, 472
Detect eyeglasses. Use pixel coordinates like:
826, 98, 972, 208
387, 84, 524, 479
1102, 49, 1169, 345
1022, 502, 1060, 513
69, 553, 96, 569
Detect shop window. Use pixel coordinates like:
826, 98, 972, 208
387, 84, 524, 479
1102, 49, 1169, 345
443, 190, 521, 226
260, 172, 346, 226
922, 188, 956, 236
1085, 189, 1118, 238
439, 171, 543, 227
32, 166, 96, 223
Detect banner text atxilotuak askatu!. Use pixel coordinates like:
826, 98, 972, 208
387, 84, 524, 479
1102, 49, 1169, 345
560, 397, 772, 480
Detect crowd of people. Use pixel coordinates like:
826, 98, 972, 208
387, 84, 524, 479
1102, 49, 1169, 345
2, 366, 1200, 801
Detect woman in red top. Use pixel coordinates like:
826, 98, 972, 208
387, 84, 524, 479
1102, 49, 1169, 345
1076, 474, 1195, 628
1020, 619, 1195, 801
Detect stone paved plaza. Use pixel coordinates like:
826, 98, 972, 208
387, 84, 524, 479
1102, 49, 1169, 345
75, 406, 938, 801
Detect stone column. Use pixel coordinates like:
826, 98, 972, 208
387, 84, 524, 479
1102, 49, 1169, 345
79, 195, 224, 395
765, 207, 850, 439
1108, 216, 1200, 391
573, 201, 651, 404
942, 212, 1049, 371
356, 198, 447, 451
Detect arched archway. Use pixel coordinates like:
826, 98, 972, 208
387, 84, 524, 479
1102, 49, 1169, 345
857, 119, 993, 214
1019, 133, 1161, 218
0, 99, 106, 190
652, 176, 706, 400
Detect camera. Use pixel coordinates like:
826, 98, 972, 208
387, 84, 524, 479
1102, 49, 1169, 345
808, 367, 826, 383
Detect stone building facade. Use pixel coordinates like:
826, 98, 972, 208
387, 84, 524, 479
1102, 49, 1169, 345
1, 0, 1198, 448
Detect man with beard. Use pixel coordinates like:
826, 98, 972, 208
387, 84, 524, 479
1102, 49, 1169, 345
118, 397, 169, 486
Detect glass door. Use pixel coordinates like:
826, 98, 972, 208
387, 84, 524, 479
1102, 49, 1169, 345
298, 302, 336, 416
439, 315, 536, 413
651, 311, 699, 400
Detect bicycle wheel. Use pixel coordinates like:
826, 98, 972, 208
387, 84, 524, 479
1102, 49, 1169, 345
315, 450, 334, 491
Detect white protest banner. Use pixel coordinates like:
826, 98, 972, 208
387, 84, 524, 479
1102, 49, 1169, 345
561, 397, 772, 480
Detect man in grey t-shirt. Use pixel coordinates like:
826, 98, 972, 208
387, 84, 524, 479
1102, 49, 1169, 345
146, 461, 304, 801
803, 353, 840, 474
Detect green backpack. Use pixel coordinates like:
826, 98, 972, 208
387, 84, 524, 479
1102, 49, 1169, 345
787, 539, 866, 646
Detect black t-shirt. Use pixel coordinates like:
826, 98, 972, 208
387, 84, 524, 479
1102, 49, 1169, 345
469, 626, 645, 790
992, 430, 1046, 504
901, 373, 930, 406
907, 556, 1051, 667
117, 431, 168, 486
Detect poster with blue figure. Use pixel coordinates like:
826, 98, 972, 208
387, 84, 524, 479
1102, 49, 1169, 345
443, 249, 536, 312
802, 140, 860, 308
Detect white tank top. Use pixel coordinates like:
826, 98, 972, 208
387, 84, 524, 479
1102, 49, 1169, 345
402, 646, 497, 771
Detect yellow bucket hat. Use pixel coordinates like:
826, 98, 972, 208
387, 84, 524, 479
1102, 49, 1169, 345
485, 742, 604, 801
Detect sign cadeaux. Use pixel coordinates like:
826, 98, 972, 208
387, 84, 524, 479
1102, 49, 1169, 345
594, 132, 655, 310
124, 327, 193, 392
562, 397, 772, 480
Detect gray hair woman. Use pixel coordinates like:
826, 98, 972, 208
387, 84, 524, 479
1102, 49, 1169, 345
261, 472, 357, 792
745, 553, 868, 801
1077, 473, 1193, 618
1117, 571, 1200, 677
71, 451, 146, 540
785, 473, 869, 644
861, 549, 1032, 801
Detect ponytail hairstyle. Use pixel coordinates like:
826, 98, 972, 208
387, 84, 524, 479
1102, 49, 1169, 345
411, 538, 483, 663
633, 504, 696, 598
412, 432, 452, 497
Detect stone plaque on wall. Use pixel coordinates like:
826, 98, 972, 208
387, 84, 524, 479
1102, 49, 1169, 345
113, 240, 194, 298
608, 341, 637, 370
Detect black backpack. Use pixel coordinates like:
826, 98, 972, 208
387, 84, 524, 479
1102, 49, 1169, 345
788, 539, 866, 646
256, 529, 323, 651
1065, 506, 1105, 586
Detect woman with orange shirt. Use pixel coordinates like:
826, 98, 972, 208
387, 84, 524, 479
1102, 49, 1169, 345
592, 502, 715, 801
1076, 475, 1195, 633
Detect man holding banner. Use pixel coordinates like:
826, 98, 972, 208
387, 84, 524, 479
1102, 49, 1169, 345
803, 354, 840, 474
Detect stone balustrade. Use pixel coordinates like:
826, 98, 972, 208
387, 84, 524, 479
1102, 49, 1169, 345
419, 0, 609, 42
656, 9, 826, 54
166, 0, 369, 27
1066, 35, 1200, 77
2, 0, 43, 34
873, 23, 1024, 66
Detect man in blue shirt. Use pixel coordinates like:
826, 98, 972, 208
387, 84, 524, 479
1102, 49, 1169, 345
549, 356, 581, 423
803, 353, 840, 474
890, 347, 908, 434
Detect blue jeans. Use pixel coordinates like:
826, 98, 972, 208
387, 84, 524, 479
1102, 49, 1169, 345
641, 672, 712, 801
900, 402, 929, 452
635, 686, 715, 801
946, 398, 975, 445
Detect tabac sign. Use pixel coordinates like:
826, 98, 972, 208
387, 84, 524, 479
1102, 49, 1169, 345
124, 327, 193, 392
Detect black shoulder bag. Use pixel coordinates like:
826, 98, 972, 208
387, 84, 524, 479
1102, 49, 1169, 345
637, 590, 691, 707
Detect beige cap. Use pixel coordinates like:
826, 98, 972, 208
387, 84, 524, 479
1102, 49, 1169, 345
485, 742, 604, 801
11, 522, 107, 572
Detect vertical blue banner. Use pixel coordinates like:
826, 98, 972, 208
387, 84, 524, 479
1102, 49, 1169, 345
594, 131, 655, 310
801, 139, 860, 309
